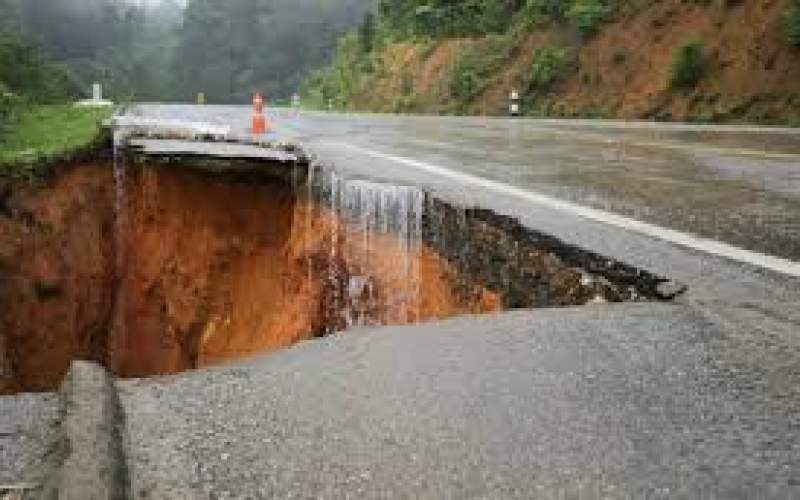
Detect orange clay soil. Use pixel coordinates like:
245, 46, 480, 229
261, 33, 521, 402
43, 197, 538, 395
0, 162, 117, 393
0, 162, 499, 393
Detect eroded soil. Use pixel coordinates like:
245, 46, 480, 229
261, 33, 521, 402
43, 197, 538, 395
0, 159, 499, 392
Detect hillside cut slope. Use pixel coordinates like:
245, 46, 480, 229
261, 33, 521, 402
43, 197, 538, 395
311, 0, 800, 124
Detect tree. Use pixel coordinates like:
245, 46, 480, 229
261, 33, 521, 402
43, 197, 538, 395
359, 11, 377, 53
175, 0, 371, 103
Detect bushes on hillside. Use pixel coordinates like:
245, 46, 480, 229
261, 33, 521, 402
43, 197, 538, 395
783, 1, 800, 47
670, 40, 706, 88
450, 60, 484, 101
304, 33, 364, 109
0, 35, 75, 103
0, 84, 21, 140
567, 0, 612, 36
518, 0, 612, 35
381, 0, 521, 38
450, 37, 512, 101
522, 0, 571, 22
526, 46, 575, 93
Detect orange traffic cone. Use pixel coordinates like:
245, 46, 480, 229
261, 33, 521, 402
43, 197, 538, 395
252, 93, 270, 134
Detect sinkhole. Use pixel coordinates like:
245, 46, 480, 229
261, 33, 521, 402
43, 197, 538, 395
0, 149, 675, 393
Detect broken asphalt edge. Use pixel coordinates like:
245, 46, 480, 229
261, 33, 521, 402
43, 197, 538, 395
39, 361, 129, 500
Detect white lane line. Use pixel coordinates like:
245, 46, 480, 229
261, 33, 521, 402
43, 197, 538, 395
338, 142, 800, 278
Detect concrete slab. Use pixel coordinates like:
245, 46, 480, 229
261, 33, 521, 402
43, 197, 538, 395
128, 139, 302, 163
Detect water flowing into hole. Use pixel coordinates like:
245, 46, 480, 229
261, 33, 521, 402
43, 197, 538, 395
315, 169, 426, 328
111, 129, 128, 373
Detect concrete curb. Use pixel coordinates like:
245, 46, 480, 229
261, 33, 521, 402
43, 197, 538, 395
39, 361, 129, 500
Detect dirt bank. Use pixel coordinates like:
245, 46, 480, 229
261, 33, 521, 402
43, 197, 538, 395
0, 157, 116, 393
337, 0, 800, 123
110, 164, 500, 378
0, 158, 499, 392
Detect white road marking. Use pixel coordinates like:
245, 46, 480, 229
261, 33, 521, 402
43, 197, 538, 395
338, 142, 800, 278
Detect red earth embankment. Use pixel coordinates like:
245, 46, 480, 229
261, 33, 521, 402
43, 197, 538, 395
0, 160, 499, 393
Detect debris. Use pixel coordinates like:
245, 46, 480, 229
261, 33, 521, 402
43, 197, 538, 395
655, 280, 688, 300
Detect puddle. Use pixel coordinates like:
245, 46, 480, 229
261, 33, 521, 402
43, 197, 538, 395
0, 152, 671, 393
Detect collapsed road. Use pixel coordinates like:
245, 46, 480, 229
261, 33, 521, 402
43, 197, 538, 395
1, 106, 799, 499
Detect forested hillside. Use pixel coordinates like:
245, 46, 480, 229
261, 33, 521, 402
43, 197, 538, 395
0, 0, 183, 101
0, 0, 370, 104
308, 0, 800, 124
176, 0, 370, 103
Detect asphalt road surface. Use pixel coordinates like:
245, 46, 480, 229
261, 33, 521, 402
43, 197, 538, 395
5, 106, 800, 498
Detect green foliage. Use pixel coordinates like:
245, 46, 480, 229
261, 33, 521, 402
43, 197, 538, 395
0, 0, 187, 101
175, 0, 370, 103
517, 0, 614, 33
372, 0, 615, 41
450, 57, 484, 100
0, 105, 112, 177
1, 0, 370, 103
670, 40, 706, 88
302, 33, 367, 109
526, 46, 575, 93
0, 84, 20, 113
359, 12, 377, 53
567, 0, 612, 36
783, 1, 800, 47
0, 34, 76, 103
450, 37, 513, 101
523, 0, 572, 22
0, 84, 22, 142
380, 0, 522, 38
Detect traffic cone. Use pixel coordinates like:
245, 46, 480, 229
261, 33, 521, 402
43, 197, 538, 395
252, 93, 269, 135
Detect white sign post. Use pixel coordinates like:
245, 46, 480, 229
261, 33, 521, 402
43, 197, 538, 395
510, 89, 520, 117
76, 82, 113, 107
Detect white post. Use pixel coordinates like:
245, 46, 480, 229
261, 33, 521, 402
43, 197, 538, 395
510, 89, 520, 117
75, 82, 112, 107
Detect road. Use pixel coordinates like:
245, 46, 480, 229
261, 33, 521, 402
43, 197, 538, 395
7, 106, 800, 498
111, 106, 800, 498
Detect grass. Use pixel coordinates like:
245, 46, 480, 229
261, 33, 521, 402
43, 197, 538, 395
0, 104, 113, 177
